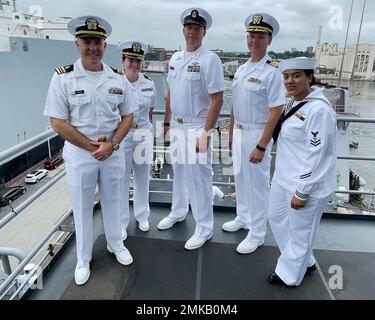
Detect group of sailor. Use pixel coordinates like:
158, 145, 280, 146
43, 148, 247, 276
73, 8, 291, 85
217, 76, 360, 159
43, 8, 337, 287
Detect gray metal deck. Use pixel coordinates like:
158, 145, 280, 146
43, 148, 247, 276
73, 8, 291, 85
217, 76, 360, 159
29, 205, 375, 300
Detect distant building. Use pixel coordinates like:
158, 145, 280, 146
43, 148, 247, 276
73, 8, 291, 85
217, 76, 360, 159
315, 42, 375, 80
291, 48, 297, 53
145, 47, 168, 61
211, 49, 224, 57
306, 46, 314, 55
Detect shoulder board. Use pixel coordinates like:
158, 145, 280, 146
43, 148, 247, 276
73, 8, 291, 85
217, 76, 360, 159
266, 59, 279, 68
55, 64, 74, 75
143, 74, 152, 81
110, 67, 124, 75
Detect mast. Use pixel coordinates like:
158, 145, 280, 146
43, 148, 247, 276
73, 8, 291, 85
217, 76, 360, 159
337, 0, 354, 87
350, 0, 366, 82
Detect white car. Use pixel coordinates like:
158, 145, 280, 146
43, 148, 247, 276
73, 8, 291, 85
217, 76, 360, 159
25, 169, 48, 184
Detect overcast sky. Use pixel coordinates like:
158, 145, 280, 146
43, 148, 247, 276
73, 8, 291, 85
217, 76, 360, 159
17, 0, 374, 52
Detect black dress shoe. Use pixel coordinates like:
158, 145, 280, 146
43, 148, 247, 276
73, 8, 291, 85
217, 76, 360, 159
307, 264, 316, 272
267, 272, 292, 287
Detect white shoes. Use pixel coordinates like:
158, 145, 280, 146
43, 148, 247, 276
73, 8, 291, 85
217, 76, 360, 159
122, 228, 128, 241
184, 232, 213, 250
74, 265, 90, 286
138, 220, 149, 232
157, 215, 186, 230
107, 245, 133, 266
236, 238, 264, 254
222, 220, 246, 232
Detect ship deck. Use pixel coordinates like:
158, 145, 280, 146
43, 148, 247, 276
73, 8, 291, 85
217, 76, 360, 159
29, 203, 375, 300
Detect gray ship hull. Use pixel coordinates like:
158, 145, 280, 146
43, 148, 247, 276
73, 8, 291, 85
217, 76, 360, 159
0, 37, 123, 152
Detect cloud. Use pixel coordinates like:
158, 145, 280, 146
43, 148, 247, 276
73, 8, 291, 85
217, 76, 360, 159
17, 0, 373, 52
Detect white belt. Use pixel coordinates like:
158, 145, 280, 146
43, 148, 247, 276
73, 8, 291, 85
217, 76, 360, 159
172, 114, 206, 124
234, 121, 265, 130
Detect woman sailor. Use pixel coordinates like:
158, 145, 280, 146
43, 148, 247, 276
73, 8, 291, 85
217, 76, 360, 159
118, 40, 156, 236
267, 57, 337, 286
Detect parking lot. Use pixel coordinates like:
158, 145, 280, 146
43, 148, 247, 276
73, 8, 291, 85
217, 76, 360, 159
0, 165, 65, 220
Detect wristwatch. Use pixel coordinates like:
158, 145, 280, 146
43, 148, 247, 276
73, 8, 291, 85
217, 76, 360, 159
108, 139, 120, 151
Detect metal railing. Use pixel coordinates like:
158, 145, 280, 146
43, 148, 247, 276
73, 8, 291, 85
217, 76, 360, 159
0, 208, 73, 299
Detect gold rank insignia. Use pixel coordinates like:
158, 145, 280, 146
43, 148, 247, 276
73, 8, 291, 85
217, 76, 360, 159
110, 67, 124, 75
252, 14, 263, 24
85, 18, 98, 30
55, 64, 74, 75
266, 59, 279, 68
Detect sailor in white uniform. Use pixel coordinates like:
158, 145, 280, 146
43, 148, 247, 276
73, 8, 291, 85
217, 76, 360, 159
222, 13, 285, 254
157, 8, 225, 250
118, 40, 156, 235
44, 16, 137, 286
267, 57, 337, 287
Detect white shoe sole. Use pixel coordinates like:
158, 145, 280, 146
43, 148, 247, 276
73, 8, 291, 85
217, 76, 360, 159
236, 240, 264, 255
107, 246, 133, 266
157, 216, 186, 230
222, 224, 246, 232
75, 270, 90, 286
184, 233, 213, 250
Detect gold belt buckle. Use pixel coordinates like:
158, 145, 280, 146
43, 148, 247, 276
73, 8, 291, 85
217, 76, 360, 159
132, 123, 138, 128
176, 117, 183, 123
98, 135, 107, 142
237, 124, 243, 129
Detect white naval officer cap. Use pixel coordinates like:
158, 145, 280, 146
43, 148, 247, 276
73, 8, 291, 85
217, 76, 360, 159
279, 57, 318, 73
180, 7, 212, 30
67, 15, 112, 39
118, 40, 148, 60
244, 13, 279, 37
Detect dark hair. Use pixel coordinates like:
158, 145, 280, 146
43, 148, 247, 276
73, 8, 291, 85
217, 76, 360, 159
302, 69, 316, 86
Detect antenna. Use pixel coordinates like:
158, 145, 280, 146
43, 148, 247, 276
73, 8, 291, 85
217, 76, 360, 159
337, 0, 354, 87
350, 0, 367, 82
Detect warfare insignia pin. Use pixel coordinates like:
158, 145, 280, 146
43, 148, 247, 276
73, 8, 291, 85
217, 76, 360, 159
108, 87, 124, 95
247, 77, 261, 84
85, 18, 98, 30
187, 62, 200, 73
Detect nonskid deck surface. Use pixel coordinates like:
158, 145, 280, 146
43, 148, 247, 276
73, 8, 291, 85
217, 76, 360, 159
30, 206, 375, 300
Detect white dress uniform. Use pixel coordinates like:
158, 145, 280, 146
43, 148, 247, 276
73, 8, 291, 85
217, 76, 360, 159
165, 9, 225, 239
44, 58, 136, 268
231, 54, 285, 241
268, 58, 337, 286
167, 45, 225, 238
121, 73, 156, 230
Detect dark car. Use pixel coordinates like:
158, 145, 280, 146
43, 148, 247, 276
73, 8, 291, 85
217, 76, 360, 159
0, 186, 26, 206
44, 156, 63, 170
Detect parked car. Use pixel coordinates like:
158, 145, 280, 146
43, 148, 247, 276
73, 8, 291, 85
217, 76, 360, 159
44, 156, 63, 170
0, 186, 26, 206
24, 169, 48, 184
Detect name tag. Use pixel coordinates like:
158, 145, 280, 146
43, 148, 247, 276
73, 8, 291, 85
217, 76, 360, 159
142, 87, 153, 92
71, 89, 85, 95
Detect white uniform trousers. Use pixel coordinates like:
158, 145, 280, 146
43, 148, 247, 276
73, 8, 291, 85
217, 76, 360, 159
232, 127, 271, 241
268, 181, 331, 286
121, 125, 153, 230
63, 141, 126, 267
169, 120, 213, 238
